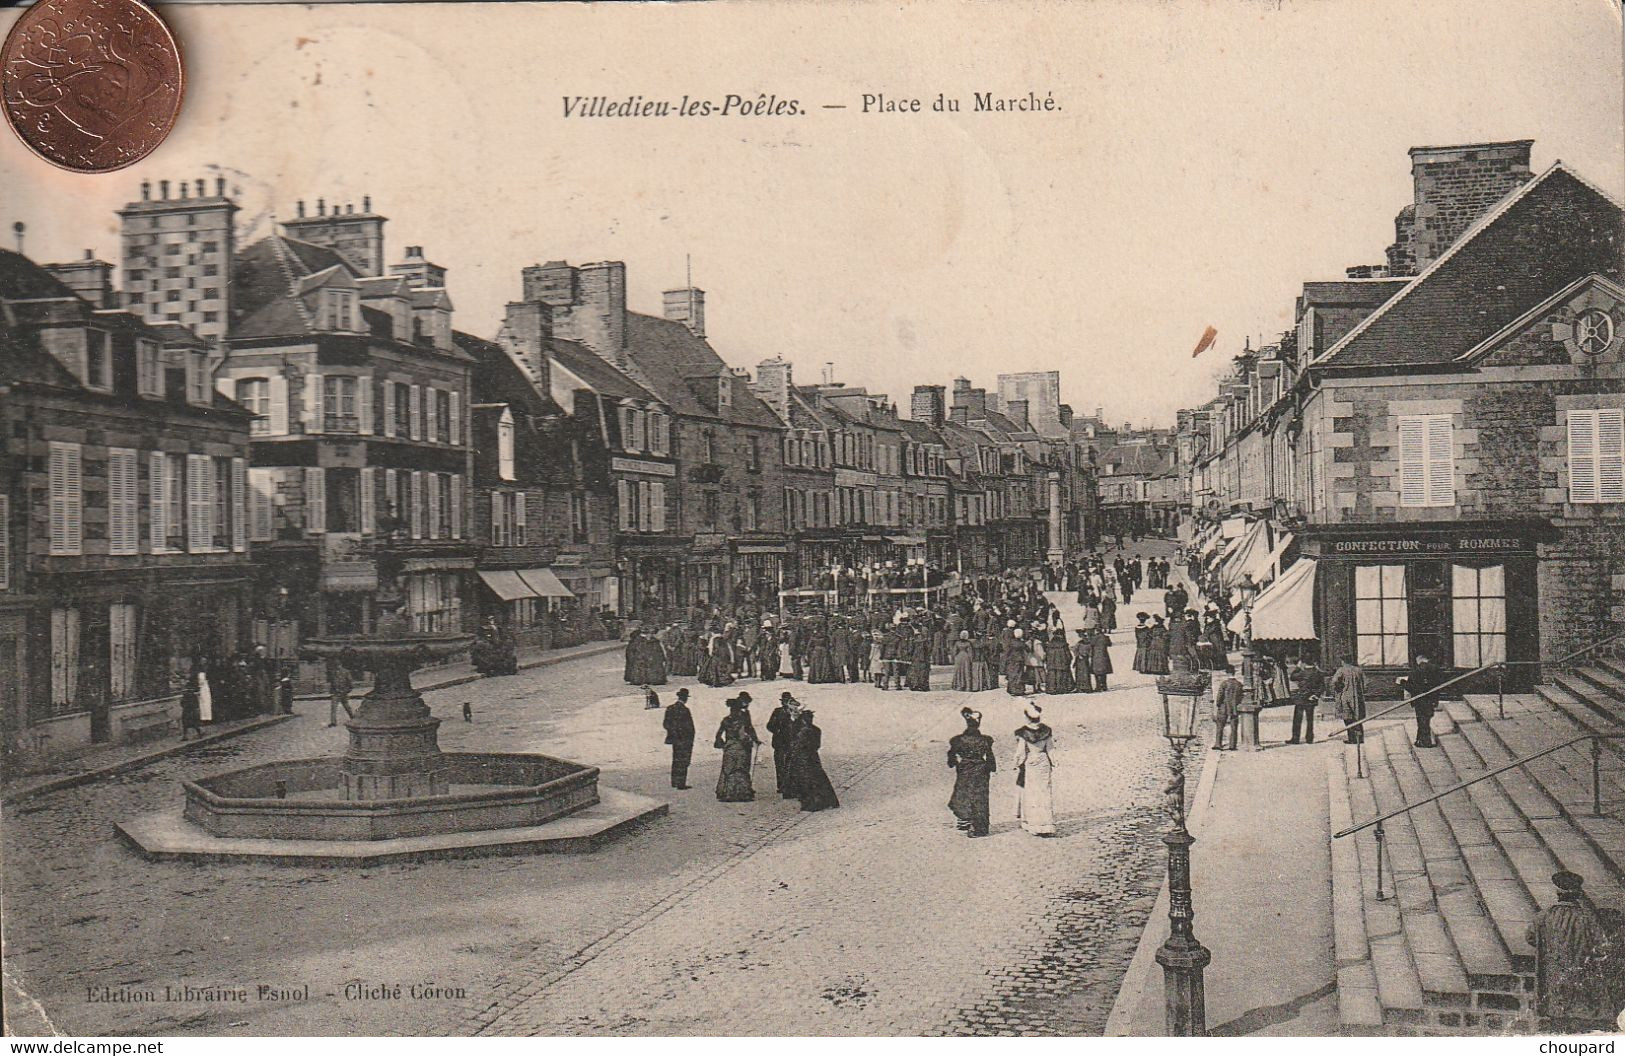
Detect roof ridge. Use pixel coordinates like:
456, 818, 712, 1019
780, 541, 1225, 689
1312, 161, 1576, 367
266, 235, 315, 330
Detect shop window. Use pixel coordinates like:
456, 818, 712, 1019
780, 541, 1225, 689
1452, 564, 1506, 668
1567, 408, 1625, 504
1354, 564, 1408, 667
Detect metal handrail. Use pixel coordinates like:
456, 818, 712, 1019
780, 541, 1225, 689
1501, 627, 1625, 670
1334, 732, 1625, 840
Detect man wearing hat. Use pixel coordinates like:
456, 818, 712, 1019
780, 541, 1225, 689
947, 707, 997, 837
663, 688, 696, 789
766, 691, 803, 799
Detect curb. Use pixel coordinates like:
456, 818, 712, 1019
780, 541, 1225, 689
1, 714, 293, 806
1, 642, 624, 806
1101, 738, 1225, 1037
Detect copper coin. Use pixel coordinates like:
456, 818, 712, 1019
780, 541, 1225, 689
2, 0, 183, 173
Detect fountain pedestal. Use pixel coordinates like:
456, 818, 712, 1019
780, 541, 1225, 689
334, 641, 453, 800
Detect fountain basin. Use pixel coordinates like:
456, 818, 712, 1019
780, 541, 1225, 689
182, 753, 600, 841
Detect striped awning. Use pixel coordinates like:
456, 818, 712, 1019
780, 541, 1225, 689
477, 570, 536, 602
516, 567, 575, 599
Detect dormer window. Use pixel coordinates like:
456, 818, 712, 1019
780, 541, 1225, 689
185, 351, 210, 405
718, 374, 732, 409
321, 289, 357, 332
85, 330, 111, 391
136, 339, 162, 397
497, 408, 516, 481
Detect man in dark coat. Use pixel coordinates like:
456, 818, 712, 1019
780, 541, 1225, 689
948, 707, 997, 837
787, 620, 805, 681
663, 688, 696, 789
1400, 654, 1446, 748
1089, 628, 1114, 692
766, 691, 802, 799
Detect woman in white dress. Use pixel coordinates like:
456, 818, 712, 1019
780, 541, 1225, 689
195, 659, 214, 723
1013, 702, 1056, 836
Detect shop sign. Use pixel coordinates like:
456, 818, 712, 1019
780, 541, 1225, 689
1328, 534, 1530, 557
611, 457, 676, 477
692, 532, 727, 551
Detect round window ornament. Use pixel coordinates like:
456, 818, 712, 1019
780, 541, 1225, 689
1574, 308, 1615, 358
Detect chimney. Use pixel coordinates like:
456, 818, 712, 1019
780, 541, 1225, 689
179, 181, 188, 199
753, 358, 792, 420
572, 262, 627, 361
911, 384, 946, 428
1008, 399, 1030, 429
216, 177, 226, 196
363, 195, 371, 212
962, 387, 987, 420
952, 376, 972, 398
317, 198, 326, 216
1387, 139, 1535, 275
44, 254, 115, 308
158, 180, 169, 199
140, 180, 151, 201
196, 178, 205, 197
499, 300, 554, 394
950, 405, 970, 425
283, 195, 389, 275
662, 286, 706, 338
296, 200, 305, 218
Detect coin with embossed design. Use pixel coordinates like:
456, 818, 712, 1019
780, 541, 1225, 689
2, 0, 183, 173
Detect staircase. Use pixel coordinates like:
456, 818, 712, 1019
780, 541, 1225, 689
1328, 665, 1625, 1036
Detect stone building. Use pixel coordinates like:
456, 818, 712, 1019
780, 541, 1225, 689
1, 249, 254, 761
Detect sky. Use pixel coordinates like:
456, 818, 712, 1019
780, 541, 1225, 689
4, 0, 1622, 430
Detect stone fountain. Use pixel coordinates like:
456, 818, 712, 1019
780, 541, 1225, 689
117, 539, 665, 865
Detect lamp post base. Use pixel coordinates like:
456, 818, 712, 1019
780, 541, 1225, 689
1155, 936, 1212, 1036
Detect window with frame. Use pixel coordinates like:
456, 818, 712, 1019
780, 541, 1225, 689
85, 329, 111, 390
1567, 408, 1625, 504
47, 441, 83, 556
497, 410, 516, 480
213, 458, 231, 549
702, 431, 715, 463
322, 289, 357, 332
186, 351, 209, 404
1355, 564, 1409, 667
570, 490, 589, 543
50, 607, 79, 712
435, 390, 452, 443
703, 491, 720, 530
323, 375, 360, 432
747, 436, 760, 471
236, 378, 270, 434
136, 340, 162, 397
1398, 413, 1455, 507
1452, 563, 1506, 667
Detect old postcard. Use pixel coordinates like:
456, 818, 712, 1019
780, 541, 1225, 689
2, 0, 1623, 1040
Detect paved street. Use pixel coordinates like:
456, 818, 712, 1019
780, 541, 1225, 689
3, 546, 1199, 1037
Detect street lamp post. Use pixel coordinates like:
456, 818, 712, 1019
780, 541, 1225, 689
1154, 682, 1212, 1036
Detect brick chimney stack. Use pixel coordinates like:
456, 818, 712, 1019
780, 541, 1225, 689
752, 358, 792, 421
663, 286, 706, 338
498, 300, 554, 395
911, 384, 946, 428
1385, 140, 1535, 275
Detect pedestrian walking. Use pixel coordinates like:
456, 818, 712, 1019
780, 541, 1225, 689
766, 691, 801, 799
948, 707, 996, 838
1213, 673, 1242, 751
1330, 655, 1369, 744
663, 688, 696, 789
1013, 703, 1056, 836
1287, 653, 1325, 745
714, 694, 760, 802
1400, 654, 1445, 748
326, 658, 353, 728
791, 710, 840, 813
179, 681, 203, 740
1088, 627, 1113, 692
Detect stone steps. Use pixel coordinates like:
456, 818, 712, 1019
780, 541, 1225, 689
1325, 679, 1625, 1034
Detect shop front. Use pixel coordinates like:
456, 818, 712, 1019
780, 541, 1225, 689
732, 540, 789, 612
1300, 521, 1549, 698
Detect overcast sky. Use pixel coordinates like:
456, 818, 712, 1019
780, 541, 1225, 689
5, 0, 1621, 428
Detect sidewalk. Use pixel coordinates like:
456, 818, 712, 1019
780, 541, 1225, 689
1, 638, 624, 805
1105, 708, 1341, 1037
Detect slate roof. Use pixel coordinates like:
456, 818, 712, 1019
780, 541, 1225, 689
622, 313, 784, 429
455, 330, 565, 418
0, 248, 79, 300
897, 417, 944, 444
548, 337, 658, 403
1316, 164, 1624, 369
1298, 279, 1409, 309
1096, 443, 1167, 477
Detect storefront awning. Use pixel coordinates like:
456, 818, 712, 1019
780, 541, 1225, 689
1240, 531, 1294, 587
736, 544, 791, 554
1222, 516, 1248, 540
1231, 558, 1318, 641
516, 567, 575, 599
889, 535, 927, 546
478, 569, 538, 602
1221, 520, 1272, 589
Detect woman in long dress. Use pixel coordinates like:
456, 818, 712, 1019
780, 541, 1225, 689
1146, 616, 1171, 675
1132, 614, 1151, 673
1044, 630, 1074, 693
948, 707, 996, 837
951, 631, 976, 691
195, 658, 214, 723
791, 711, 839, 812
973, 633, 998, 691
931, 623, 951, 667
1014, 704, 1057, 836
1002, 631, 1029, 696
907, 628, 932, 691
714, 697, 760, 802
806, 628, 839, 684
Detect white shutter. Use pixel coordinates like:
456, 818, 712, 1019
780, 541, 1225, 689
384, 469, 398, 525
513, 490, 525, 545
268, 374, 289, 435
48, 442, 82, 556
51, 607, 79, 708
617, 480, 632, 531
1569, 411, 1599, 504
409, 384, 422, 440
359, 380, 374, 435
231, 457, 247, 551
1599, 408, 1625, 504
249, 468, 275, 542
109, 602, 135, 701
108, 449, 138, 555
304, 466, 326, 535
410, 471, 423, 539
449, 392, 462, 446
651, 481, 667, 532
149, 451, 167, 550
361, 467, 376, 535
1397, 416, 1427, 507
185, 454, 205, 551
1425, 415, 1454, 506
490, 491, 504, 545
450, 474, 463, 539
382, 381, 397, 438
638, 480, 652, 529
305, 373, 324, 434
427, 472, 442, 539
0, 495, 9, 589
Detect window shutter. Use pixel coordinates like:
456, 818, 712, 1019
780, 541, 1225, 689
491, 492, 504, 545
424, 388, 439, 444
427, 473, 442, 539
409, 384, 422, 440
230, 457, 247, 552
305, 373, 323, 434
450, 474, 463, 539
513, 490, 526, 545
1425, 415, 1454, 506
651, 482, 666, 532
1398, 416, 1426, 507
249, 468, 274, 542
0, 495, 9, 590
449, 392, 462, 446
149, 451, 167, 550
638, 480, 652, 529
267, 374, 289, 435
384, 469, 398, 526
304, 467, 326, 535
359, 380, 374, 435
360, 467, 376, 536
186, 454, 205, 551
1599, 408, 1624, 504
617, 480, 632, 531
108, 449, 138, 555
410, 471, 423, 539
382, 381, 397, 437
1568, 411, 1599, 504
